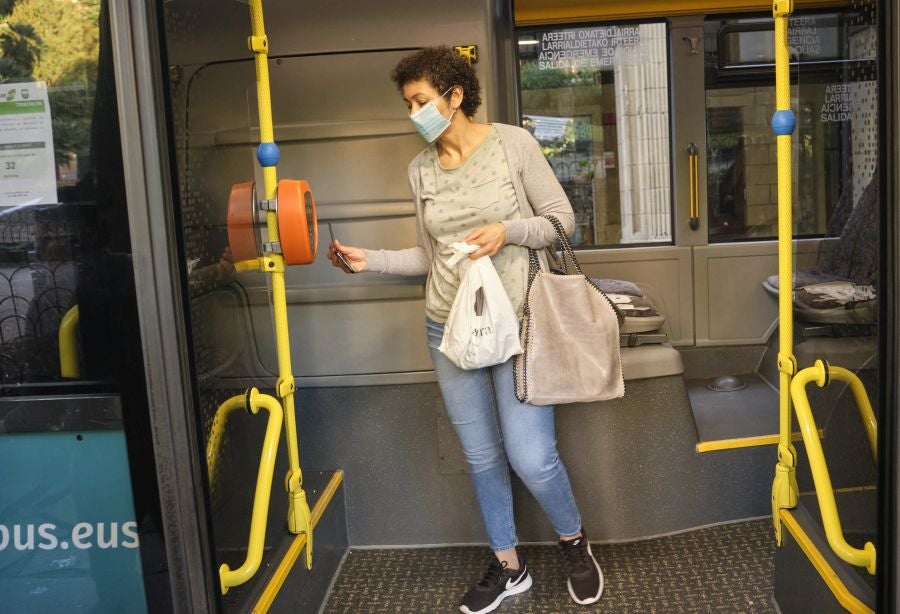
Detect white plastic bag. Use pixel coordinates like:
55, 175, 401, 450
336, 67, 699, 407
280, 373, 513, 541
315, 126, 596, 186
438, 242, 523, 370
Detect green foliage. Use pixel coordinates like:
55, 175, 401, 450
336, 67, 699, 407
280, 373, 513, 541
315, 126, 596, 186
9, 0, 98, 85
519, 61, 596, 90
1, 0, 99, 169
539, 120, 576, 158
48, 82, 93, 170
0, 11, 41, 80
0, 0, 17, 17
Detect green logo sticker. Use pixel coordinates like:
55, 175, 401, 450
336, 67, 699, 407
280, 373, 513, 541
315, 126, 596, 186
5, 90, 15, 101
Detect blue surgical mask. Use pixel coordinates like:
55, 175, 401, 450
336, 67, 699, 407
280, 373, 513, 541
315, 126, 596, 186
409, 87, 456, 143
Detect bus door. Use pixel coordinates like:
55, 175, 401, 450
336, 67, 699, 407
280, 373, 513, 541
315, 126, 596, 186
0, 3, 170, 612
515, 6, 878, 351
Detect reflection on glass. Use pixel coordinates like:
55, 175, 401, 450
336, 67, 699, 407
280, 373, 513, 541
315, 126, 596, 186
704, 10, 878, 242
518, 22, 671, 247
0, 0, 100, 386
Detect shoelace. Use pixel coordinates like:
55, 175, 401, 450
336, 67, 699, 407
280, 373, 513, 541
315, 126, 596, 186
560, 538, 591, 574
477, 560, 507, 588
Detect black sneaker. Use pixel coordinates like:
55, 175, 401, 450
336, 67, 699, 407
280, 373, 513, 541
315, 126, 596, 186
459, 556, 532, 614
559, 528, 604, 605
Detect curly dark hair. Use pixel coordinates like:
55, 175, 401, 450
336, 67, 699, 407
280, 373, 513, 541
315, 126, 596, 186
391, 46, 482, 117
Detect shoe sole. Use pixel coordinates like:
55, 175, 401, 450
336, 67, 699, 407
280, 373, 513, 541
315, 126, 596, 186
459, 572, 533, 614
567, 542, 604, 605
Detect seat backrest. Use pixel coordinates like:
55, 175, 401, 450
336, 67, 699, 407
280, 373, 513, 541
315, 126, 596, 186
823, 168, 879, 286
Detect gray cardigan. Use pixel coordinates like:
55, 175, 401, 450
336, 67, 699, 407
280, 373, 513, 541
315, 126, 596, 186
365, 122, 575, 276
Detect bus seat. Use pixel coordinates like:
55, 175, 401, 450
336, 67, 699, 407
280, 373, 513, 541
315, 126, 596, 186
762, 168, 878, 327
594, 278, 667, 336
593, 280, 683, 380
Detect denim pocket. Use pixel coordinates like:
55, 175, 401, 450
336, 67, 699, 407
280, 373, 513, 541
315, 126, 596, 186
425, 317, 444, 350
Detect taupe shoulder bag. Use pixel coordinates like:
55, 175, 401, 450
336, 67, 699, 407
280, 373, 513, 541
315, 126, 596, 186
513, 215, 625, 405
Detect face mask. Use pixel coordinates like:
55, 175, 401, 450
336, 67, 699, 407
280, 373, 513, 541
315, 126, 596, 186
409, 87, 456, 143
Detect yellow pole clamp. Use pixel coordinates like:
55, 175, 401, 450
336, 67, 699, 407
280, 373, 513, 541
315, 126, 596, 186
773, 0, 794, 18
248, 34, 268, 53
776, 352, 797, 376
276, 376, 296, 398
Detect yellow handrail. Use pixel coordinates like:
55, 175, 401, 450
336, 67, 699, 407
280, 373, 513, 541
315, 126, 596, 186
59, 304, 81, 379
206, 394, 249, 492
219, 388, 284, 593
828, 365, 877, 460
770, 0, 799, 545
235, 258, 262, 273
790, 361, 877, 574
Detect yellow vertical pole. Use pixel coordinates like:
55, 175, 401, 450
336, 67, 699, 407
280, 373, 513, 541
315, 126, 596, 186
247, 0, 313, 568
770, 0, 799, 545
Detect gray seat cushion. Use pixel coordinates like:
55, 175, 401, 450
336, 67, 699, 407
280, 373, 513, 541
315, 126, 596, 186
763, 169, 878, 325
593, 278, 666, 334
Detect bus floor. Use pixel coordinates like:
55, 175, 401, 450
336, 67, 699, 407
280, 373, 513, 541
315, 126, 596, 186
322, 518, 774, 613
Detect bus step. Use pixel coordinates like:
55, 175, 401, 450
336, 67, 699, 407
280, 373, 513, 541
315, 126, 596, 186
774, 490, 876, 613
686, 373, 780, 452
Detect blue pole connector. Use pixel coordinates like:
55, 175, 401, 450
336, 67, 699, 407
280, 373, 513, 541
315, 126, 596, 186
771, 110, 796, 136
257, 142, 280, 167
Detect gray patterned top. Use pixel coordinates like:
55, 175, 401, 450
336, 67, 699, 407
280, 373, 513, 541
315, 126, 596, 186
420, 126, 528, 322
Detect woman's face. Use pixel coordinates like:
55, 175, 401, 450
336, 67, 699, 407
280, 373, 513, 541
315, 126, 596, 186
402, 79, 451, 116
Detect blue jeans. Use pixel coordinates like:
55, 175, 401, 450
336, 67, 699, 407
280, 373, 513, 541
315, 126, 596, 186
426, 317, 582, 551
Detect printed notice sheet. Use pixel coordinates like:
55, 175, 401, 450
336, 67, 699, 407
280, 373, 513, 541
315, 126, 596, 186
0, 81, 58, 207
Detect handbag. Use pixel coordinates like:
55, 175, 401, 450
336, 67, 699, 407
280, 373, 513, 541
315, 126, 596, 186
513, 215, 625, 405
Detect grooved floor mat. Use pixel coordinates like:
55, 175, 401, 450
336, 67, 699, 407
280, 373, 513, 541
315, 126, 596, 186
323, 519, 776, 613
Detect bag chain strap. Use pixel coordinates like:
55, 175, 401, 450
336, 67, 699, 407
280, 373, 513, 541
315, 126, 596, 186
528, 214, 625, 324
542, 214, 584, 275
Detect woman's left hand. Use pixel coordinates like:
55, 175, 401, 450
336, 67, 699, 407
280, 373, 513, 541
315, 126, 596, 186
465, 222, 506, 259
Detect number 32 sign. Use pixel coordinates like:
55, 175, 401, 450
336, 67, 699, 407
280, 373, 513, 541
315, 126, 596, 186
0, 81, 59, 208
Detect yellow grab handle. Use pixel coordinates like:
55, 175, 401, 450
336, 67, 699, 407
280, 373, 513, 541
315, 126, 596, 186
790, 362, 876, 575
687, 142, 699, 230
219, 389, 284, 593
59, 304, 81, 379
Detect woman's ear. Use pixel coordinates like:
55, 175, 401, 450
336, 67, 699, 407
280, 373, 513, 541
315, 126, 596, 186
450, 86, 464, 112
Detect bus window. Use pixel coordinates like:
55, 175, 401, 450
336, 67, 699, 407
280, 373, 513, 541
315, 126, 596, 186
517, 22, 671, 248
704, 10, 878, 242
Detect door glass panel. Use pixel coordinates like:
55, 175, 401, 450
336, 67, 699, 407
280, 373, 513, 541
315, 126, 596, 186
0, 2, 159, 611
517, 22, 672, 247
704, 10, 877, 242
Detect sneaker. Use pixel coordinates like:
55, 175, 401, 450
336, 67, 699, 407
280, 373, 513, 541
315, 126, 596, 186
559, 528, 604, 605
459, 556, 532, 614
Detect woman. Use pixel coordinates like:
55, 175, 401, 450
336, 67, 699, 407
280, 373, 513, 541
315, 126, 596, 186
327, 46, 603, 613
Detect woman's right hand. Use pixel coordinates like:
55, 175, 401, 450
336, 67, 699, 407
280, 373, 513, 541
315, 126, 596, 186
327, 240, 367, 273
